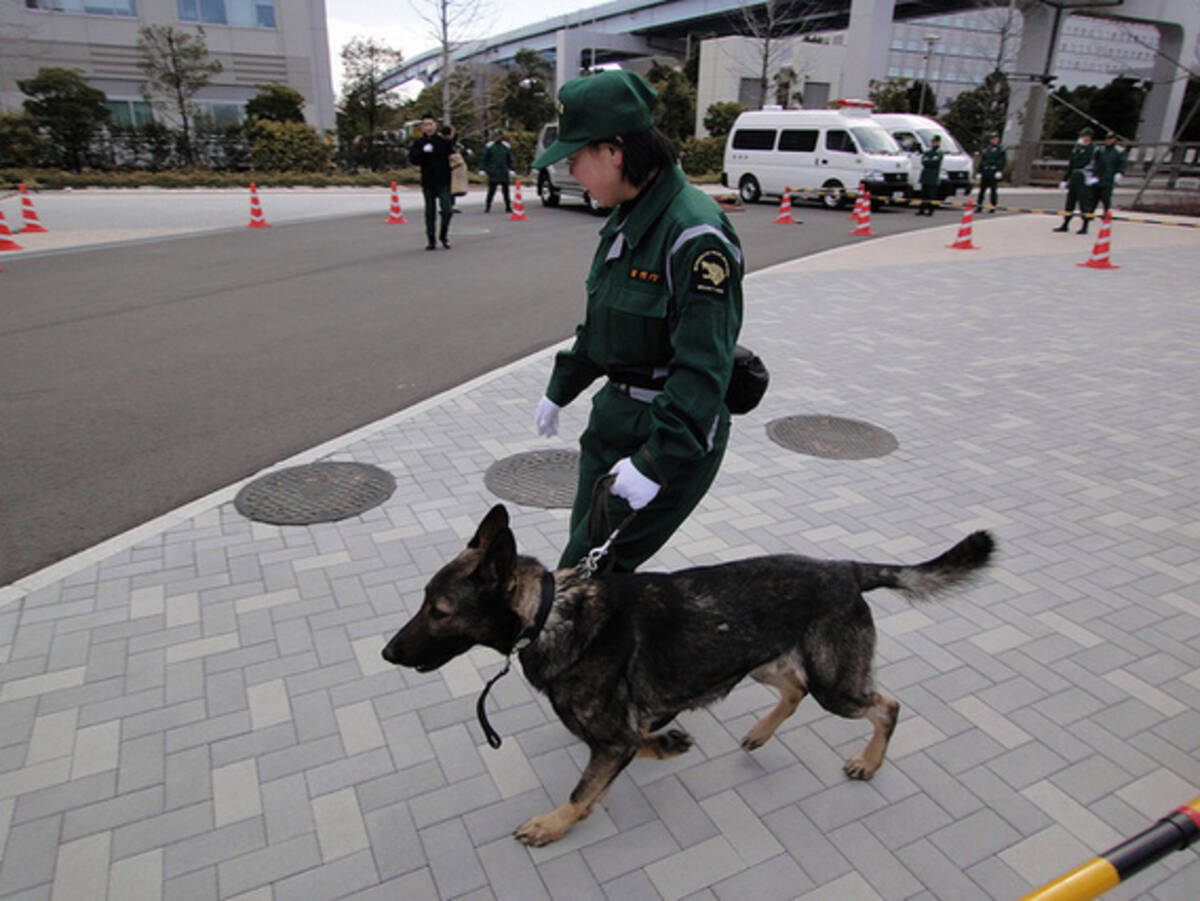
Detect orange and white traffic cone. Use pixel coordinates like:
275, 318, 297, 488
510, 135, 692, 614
508, 180, 529, 221
385, 182, 407, 224
945, 199, 978, 249
247, 183, 270, 228
17, 183, 48, 234
1077, 210, 1119, 270
850, 184, 875, 236
773, 187, 794, 223
0, 209, 23, 251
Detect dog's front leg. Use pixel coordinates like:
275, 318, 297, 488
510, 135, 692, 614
515, 744, 635, 846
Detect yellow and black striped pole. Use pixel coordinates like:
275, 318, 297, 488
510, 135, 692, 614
1019, 796, 1200, 900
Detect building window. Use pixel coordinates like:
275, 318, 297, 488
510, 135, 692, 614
105, 99, 154, 126
26, 0, 137, 15
178, 0, 275, 27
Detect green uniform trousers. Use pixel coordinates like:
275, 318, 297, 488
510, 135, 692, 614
558, 384, 730, 573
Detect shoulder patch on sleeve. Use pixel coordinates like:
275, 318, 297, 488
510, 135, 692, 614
689, 249, 732, 297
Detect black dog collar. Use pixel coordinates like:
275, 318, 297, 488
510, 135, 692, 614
476, 571, 556, 749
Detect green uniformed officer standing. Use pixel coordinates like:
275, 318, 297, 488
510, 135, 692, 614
916, 135, 944, 216
532, 70, 744, 573
1092, 131, 1127, 216
1055, 126, 1097, 234
977, 134, 1006, 213
479, 130, 515, 214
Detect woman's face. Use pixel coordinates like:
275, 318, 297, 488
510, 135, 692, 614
568, 144, 635, 208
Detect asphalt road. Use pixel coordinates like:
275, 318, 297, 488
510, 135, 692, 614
0, 190, 1037, 586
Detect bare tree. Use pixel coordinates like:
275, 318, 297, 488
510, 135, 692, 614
136, 25, 222, 166
731, 0, 825, 108
409, 0, 492, 126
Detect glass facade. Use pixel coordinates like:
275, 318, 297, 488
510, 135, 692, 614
25, 0, 137, 15
178, 0, 275, 28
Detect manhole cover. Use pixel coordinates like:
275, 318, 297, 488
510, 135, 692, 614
766, 415, 898, 460
234, 462, 396, 525
484, 449, 580, 508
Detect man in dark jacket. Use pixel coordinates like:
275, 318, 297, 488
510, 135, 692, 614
1054, 127, 1097, 234
479, 130, 515, 213
916, 135, 944, 216
977, 134, 1006, 212
1092, 131, 1127, 216
409, 115, 455, 249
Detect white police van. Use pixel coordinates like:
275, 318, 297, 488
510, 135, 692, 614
534, 122, 607, 213
871, 113, 973, 199
721, 104, 910, 209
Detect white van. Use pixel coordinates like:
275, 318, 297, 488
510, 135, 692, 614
871, 113, 973, 198
533, 122, 607, 213
721, 108, 911, 209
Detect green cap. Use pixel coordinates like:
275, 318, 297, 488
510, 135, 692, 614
1079, 126, 1094, 136
532, 70, 657, 169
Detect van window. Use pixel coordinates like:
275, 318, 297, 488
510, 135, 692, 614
916, 128, 962, 153
731, 129, 777, 151
893, 131, 920, 152
825, 130, 856, 153
850, 126, 900, 155
778, 129, 818, 152
542, 126, 557, 148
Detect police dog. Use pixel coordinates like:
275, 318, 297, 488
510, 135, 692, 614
382, 505, 994, 846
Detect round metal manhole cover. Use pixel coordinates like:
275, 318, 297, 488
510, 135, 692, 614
766, 415, 898, 460
484, 449, 580, 508
234, 462, 396, 525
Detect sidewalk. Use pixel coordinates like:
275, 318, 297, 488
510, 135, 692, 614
2, 208, 1199, 900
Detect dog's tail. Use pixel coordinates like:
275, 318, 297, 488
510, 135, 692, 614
857, 531, 994, 601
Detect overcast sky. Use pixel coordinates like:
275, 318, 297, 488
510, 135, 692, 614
324, 0, 601, 95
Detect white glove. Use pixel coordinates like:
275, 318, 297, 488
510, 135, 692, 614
423, 143, 433, 152
1058, 181, 1067, 190
509, 170, 516, 176
535, 396, 560, 437
1085, 175, 1098, 186
477, 170, 485, 177
1115, 173, 1123, 183
608, 457, 660, 511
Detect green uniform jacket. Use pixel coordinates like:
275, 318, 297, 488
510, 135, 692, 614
979, 145, 1006, 179
1093, 144, 1127, 186
919, 148, 944, 187
480, 140, 514, 182
546, 165, 744, 488
1064, 141, 1096, 188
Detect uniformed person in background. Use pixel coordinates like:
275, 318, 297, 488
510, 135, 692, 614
1054, 126, 1097, 234
916, 134, 944, 216
1092, 131, 1127, 216
977, 133, 1006, 213
479, 129, 515, 214
532, 69, 744, 573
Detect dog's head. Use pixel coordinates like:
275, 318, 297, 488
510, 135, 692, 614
382, 504, 525, 672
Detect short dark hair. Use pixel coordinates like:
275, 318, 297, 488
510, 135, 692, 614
592, 126, 677, 189
420, 113, 436, 121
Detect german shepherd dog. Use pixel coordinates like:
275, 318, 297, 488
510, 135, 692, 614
382, 505, 994, 846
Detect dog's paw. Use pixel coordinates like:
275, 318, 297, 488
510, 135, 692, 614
514, 812, 569, 846
740, 723, 773, 751
660, 729, 693, 756
843, 755, 880, 780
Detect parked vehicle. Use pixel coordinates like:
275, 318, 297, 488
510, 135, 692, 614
871, 113, 974, 198
721, 107, 911, 209
533, 123, 607, 213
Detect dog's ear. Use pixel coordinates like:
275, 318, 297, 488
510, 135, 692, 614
468, 504, 509, 549
478, 526, 517, 589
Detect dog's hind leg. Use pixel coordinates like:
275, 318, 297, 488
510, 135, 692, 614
637, 728, 693, 760
843, 692, 900, 780
515, 744, 635, 846
742, 659, 808, 751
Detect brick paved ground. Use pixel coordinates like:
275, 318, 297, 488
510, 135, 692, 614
2, 216, 1198, 899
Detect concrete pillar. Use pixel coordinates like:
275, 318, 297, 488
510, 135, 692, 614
1006, 1, 1061, 186
842, 0, 895, 99
1139, 21, 1188, 143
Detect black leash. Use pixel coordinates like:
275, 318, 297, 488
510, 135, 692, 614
476, 570, 556, 749
578, 473, 638, 577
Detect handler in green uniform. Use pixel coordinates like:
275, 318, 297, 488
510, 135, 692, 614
1092, 131, 1127, 216
479, 130, 515, 213
1055, 126, 1097, 234
532, 70, 744, 573
977, 133, 1006, 212
916, 135, 944, 216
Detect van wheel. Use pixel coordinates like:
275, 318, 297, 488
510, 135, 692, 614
821, 180, 846, 209
538, 172, 560, 207
738, 175, 761, 204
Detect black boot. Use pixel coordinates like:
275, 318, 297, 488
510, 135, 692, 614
1053, 218, 1070, 232
439, 214, 451, 249
1077, 220, 1089, 235
425, 235, 436, 250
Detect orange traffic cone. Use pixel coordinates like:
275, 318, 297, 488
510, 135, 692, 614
946, 199, 978, 249
773, 187, 794, 223
17, 184, 48, 234
386, 182, 407, 224
247, 183, 270, 228
1077, 210, 1119, 270
850, 184, 875, 236
0, 209, 23, 251
508, 180, 528, 221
